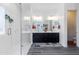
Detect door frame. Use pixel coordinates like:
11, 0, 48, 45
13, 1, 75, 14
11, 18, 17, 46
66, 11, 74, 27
67, 10, 77, 47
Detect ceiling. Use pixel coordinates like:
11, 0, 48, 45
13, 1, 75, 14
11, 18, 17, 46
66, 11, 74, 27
21, 3, 64, 16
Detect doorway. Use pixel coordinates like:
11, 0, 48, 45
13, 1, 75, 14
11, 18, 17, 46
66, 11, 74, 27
67, 10, 77, 47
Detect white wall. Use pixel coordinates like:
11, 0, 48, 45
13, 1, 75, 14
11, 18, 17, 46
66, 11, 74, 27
31, 3, 66, 47
1, 3, 79, 55
0, 3, 21, 54
59, 4, 67, 47
63, 3, 78, 47
76, 4, 79, 47
21, 3, 66, 55
62, 3, 79, 47
21, 4, 79, 55
21, 3, 32, 55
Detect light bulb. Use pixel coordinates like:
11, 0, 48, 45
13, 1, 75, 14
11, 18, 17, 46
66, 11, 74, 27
24, 16, 31, 21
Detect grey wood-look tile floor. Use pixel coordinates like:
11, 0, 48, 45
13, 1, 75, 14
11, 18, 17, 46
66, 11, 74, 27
28, 44, 79, 55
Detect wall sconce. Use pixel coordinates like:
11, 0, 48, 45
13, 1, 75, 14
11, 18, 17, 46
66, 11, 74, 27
5, 14, 13, 23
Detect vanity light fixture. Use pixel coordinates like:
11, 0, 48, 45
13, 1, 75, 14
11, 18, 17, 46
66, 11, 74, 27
32, 16, 43, 21
24, 16, 31, 21
47, 16, 59, 20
